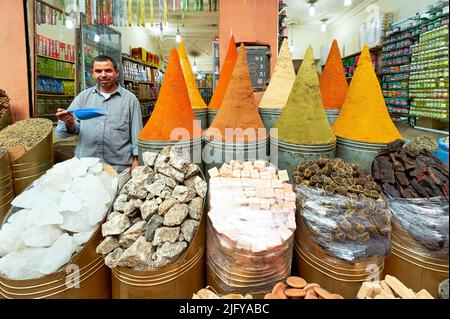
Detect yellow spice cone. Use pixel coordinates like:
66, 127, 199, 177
178, 41, 207, 109
332, 45, 403, 143
274, 46, 335, 145
259, 39, 296, 109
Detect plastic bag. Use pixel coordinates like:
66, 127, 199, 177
388, 196, 449, 258
295, 185, 392, 263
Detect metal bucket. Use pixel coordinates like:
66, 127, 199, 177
270, 137, 335, 178
193, 109, 208, 131
111, 191, 206, 299
384, 223, 448, 298
259, 108, 283, 132
137, 138, 203, 172
336, 137, 386, 172
293, 221, 384, 299
207, 109, 218, 126
0, 164, 117, 299
0, 108, 12, 131
53, 141, 76, 164
10, 119, 54, 196
203, 138, 269, 173
324, 109, 340, 126
0, 151, 13, 222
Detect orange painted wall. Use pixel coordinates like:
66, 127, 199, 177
0, 0, 30, 121
219, 0, 278, 104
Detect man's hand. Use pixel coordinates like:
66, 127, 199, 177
131, 157, 139, 172
56, 108, 76, 133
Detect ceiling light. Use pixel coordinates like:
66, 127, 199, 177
176, 31, 181, 43
344, 0, 352, 6
94, 34, 101, 42
192, 60, 198, 73
321, 19, 328, 32
309, 4, 315, 16
65, 17, 74, 29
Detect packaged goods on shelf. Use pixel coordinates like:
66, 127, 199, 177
206, 161, 295, 295
0, 158, 118, 279
264, 276, 345, 299
97, 147, 206, 270
357, 275, 434, 299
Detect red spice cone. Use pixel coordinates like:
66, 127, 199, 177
320, 40, 348, 110
138, 48, 203, 141
332, 45, 403, 143
206, 44, 267, 143
208, 35, 238, 109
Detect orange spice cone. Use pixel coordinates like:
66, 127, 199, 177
206, 44, 267, 143
138, 48, 202, 141
332, 45, 403, 143
259, 38, 296, 109
320, 39, 348, 110
178, 41, 207, 109
208, 35, 238, 109
274, 46, 335, 145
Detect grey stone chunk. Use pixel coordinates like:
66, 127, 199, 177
131, 165, 152, 178
104, 248, 123, 268
113, 200, 126, 212
118, 221, 147, 248
130, 215, 143, 224
168, 154, 189, 172
188, 197, 203, 220
183, 176, 196, 189
194, 176, 207, 198
108, 211, 123, 221
154, 241, 188, 265
158, 198, 180, 216
157, 164, 185, 183
140, 199, 159, 221
96, 236, 120, 255
181, 219, 199, 243
128, 187, 148, 200
156, 198, 163, 205
172, 185, 196, 203
146, 192, 156, 200
156, 174, 177, 189
117, 236, 154, 269
143, 151, 158, 167
144, 178, 165, 196
123, 199, 143, 216
439, 279, 449, 299
116, 194, 128, 202
154, 153, 170, 169
154, 256, 172, 268
164, 204, 189, 226
102, 214, 131, 236
160, 187, 173, 200
152, 227, 180, 246
184, 164, 200, 179
145, 214, 164, 242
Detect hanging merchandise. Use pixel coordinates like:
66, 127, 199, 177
159, 0, 163, 30
107, 0, 112, 25
214, 0, 217, 11
209, 0, 211, 12
86, 0, 91, 24
164, 0, 168, 25
149, 0, 154, 25
127, 0, 132, 26
140, 0, 145, 27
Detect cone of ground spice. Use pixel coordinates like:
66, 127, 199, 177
259, 39, 296, 109
178, 41, 207, 109
138, 48, 202, 141
320, 39, 348, 110
273, 46, 335, 145
208, 36, 238, 109
206, 44, 267, 143
332, 45, 403, 143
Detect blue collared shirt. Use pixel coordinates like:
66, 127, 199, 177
55, 84, 143, 173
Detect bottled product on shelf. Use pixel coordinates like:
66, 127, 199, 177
409, 14, 449, 121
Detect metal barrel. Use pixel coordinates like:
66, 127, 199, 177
137, 138, 204, 172
0, 151, 13, 222
270, 137, 336, 178
258, 108, 283, 132
203, 138, 270, 173
207, 108, 219, 126
324, 109, 340, 126
384, 223, 448, 298
193, 109, 208, 131
10, 119, 53, 196
336, 137, 386, 172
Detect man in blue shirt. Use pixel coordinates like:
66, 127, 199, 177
56, 55, 143, 180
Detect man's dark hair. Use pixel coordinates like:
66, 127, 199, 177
93, 55, 118, 69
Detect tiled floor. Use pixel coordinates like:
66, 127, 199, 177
396, 123, 448, 141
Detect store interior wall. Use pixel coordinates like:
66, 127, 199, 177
112, 26, 162, 57
0, 0, 30, 121
291, 0, 439, 63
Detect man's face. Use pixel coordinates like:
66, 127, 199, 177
92, 60, 119, 89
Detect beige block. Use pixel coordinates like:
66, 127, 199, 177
278, 170, 290, 182
250, 170, 260, 179
241, 169, 251, 178
232, 170, 241, 178
219, 163, 232, 173
254, 160, 267, 170
260, 171, 272, 180
379, 290, 395, 299
380, 280, 395, 297
357, 282, 375, 299
243, 161, 253, 171
208, 167, 220, 178
385, 275, 417, 299
272, 179, 283, 189
416, 289, 434, 299
283, 184, 293, 192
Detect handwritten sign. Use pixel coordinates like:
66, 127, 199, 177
242, 46, 271, 91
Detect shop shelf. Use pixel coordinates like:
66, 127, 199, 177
37, 54, 75, 64
37, 75, 75, 81
383, 33, 420, 46
122, 55, 159, 69
37, 93, 75, 98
